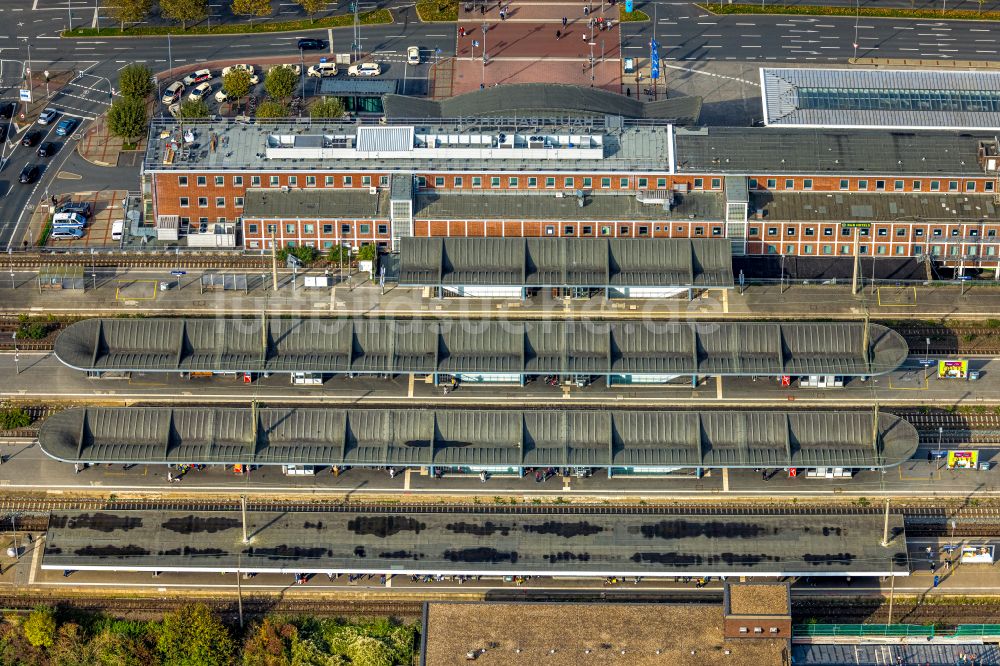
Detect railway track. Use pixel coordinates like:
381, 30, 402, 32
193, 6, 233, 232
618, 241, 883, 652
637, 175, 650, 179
896, 325, 1000, 355
3, 254, 271, 270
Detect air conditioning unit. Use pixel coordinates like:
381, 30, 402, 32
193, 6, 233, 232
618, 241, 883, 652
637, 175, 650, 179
555, 192, 564, 198
369, 186, 378, 195
281, 185, 290, 192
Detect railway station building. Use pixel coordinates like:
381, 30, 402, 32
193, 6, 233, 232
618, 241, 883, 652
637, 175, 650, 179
53, 318, 908, 386
41, 505, 909, 578
142, 83, 1000, 267
37, 406, 919, 478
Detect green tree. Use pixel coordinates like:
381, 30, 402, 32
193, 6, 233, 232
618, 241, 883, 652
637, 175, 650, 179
345, 636, 393, 666
160, 0, 208, 29
105, 0, 152, 30
264, 65, 298, 101
177, 98, 211, 118
107, 97, 149, 141
290, 638, 343, 666
157, 603, 234, 666
118, 63, 154, 99
0, 407, 32, 430
242, 618, 296, 666
230, 0, 271, 25
295, 0, 327, 22
356, 243, 377, 262
23, 607, 57, 648
309, 96, 344, 119
222, 68, 253, 109
255, 100, 287, 118
50, 622, 94, 666
91, 629, 159, 666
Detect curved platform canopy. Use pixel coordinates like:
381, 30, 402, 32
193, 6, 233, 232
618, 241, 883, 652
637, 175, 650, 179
54, 318, 908, 377
39, 407, 919, 470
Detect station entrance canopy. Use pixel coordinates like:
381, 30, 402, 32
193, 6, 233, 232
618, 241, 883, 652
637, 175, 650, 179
397, 237, 734, 295
54, 318, 908, 377
38, 407, 919, 470
41, 507, 908, 578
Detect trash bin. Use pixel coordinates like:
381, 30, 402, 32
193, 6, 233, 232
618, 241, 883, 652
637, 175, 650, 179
980, 462, 991, 471
969, 370, 981, 381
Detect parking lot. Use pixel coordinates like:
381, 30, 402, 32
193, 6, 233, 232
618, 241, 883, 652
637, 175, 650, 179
28, 189, 128, 250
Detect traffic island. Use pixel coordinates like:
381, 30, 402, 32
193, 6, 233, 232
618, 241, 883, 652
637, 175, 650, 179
417, 0, 458, 21
698, 2, 1000, 20
61, 11, 392, 38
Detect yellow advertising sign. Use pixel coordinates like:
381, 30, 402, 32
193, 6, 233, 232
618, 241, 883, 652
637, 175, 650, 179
947, 450, 979, 469
938, 360, 969, 379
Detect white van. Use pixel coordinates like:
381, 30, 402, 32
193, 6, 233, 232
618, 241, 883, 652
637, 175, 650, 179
52, 212, 86, 228
50, 227, 84, 240
307, 62, 337, 78
111, 219, 124, 241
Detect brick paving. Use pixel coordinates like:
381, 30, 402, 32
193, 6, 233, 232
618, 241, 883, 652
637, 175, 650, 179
452, 58, 621, 94
28, 190, 128, 250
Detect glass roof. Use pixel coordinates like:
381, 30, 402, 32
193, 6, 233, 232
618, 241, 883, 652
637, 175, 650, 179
797, 87, 1000, 113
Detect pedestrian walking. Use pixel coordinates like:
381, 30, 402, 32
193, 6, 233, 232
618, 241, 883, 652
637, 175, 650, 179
556, 29, 561, 39
167, 471, 174, 483
562, 16, 567, 26
582, 32, 588, 42
74, 463, 81, 474
583, 5, 589, 15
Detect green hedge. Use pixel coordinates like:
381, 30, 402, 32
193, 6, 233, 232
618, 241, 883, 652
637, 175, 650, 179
699, 3, 1000, 20
417, 0, 458, 21
63, 10, 392, 37
619, 6, 650, 21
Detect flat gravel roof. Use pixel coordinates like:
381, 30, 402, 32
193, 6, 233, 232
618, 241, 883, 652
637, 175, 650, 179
54, 318, 909, 377
41, 507, 909, 577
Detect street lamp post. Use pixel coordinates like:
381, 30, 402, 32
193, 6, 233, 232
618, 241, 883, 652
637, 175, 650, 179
11, 332, 18, 376
481, 23, 488, 86
925, 337, 930, 363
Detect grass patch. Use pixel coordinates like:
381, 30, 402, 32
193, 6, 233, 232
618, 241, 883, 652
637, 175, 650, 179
36, 215, 52, 247
121, 141, 138, 150
619, 6, 650, 21
63, 10, 392, 37
698, 2, 1000, 21
417, 0, 458, 21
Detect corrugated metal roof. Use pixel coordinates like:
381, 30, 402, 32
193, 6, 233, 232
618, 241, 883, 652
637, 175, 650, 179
398, 238, 734, 288
54, 318, 908, 377
356, 125, 413, 152
39, 407, 918, 469
762, 67, 1000, 130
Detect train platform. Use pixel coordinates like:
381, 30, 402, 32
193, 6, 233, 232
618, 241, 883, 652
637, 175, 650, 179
1, 267, 999, 321
39, 507, 908, 577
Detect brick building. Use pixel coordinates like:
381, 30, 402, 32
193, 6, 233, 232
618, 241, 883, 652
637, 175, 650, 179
141, 114, 1000, 267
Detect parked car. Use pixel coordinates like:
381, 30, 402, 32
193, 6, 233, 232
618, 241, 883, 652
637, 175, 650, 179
54, 117, 76, 136
188, 83, 212, 101
214, 89, 230, 103
36, 141, 56, 158
50, 227, 84, 240
21, 130, 41, 147
269, 63, 302, 75
162, 81, 185, 104
407, 46, 421, 65
18, 164, 39, 184
297, 38, 326, 50
0, 101, 16, 119
221, 64, 259, 85
182, 68, 213, 86
52, 212, 87, 228
307, 62, 338, 78
37, 107, 58, 125
56, 201, 92, 218
348, 62, 381, 77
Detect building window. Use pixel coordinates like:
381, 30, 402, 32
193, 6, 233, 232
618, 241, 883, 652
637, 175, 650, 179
435, 177, 444, 187
251, 176, 261, 187
912, 180, 921, 191
894, 180, 904, 191
949, 180, 959, 191
416, 176, 426, 188
858, 180, 868, 190
377, 224, 388, 234
841, 227, 851, 236
749, 178, 758, 189
341, 224, 351, 234
509, 177, 519, 187
712, 227, 722, 236
285, 223, 295, 233
766, 178, 776, 189
839, 179, 849, 190
601, 177, 611, 189
545, 225, 555, 236
178, 176, 188, 187
306, 176, 316, 187
930, 180, 940, 191
564, 225, 574, 236
198, 217, 208, 225
620, 226, 629, 235
767, 245, 777, 254
877, 228, 887, 236
694, 178, 703, 189
786, 228, 796, 236
215, 197, 225, 207
269, 176, 279, 187
620, 178, 629, 188
582, 225, 593, 236
803, 179, 813, 190
198, 197, 208, 207
967, 181, 977, 192
323, 224, 333, 234
214, 176, 224, 186
694, 226, 704, 236
234, 176, 243, 187
454, 176, 463, 187
805, 227, 815, 236
564, 177, 574, 188
767, 227, 777, 236
323, 176, 333, 186
248, 224, 258, 234
823, 228, 833, 236
987, 181, 996, 192
582, 177, 592, 188
344, 176, 353, 186
638, 178, 648, 189
472, 177, 482, 188
638, 225, 649, 236
748, 227, 759, 236
197, 176, 207, 186
914, 229, 924, 237
179, 197, 189, 207
803, 245, 813, 254
822, 245, 832, 254
896, 228, 906, 237
379, 176, 388, 186
362, 176, 371, 186
528, 177, 537, 188
360, 224, 371, 235
784, 179, 794, 190
303, 224, 314, 234
546, 177, 556, 188
875, 180, 885, 191
491, 177, 500, 188
265, 224, 276, 235
288, 176, 298, 187
656, 178, 666, 189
